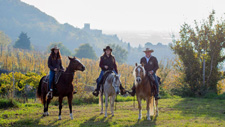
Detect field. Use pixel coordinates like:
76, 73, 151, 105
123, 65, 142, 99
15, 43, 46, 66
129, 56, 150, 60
0, 97, 225, 127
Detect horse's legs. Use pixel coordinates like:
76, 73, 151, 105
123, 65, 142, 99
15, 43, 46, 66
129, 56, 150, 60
110, 95, 115, 116
46, 98, 51, 116
68, 94, 73, 120
100, 92, 104, 114
137, 96, 142, 120
58, 96, 63, 120
104, 94, 108, 117
43, 94, 48, 116
156, 99, 159, 116
146, 97, 151, 121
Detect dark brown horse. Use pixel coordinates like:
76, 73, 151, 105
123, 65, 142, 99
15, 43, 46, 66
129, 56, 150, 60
133, 63, 158, 121
37, 56, 85, 120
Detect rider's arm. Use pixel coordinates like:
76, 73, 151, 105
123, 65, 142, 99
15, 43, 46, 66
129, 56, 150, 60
48, 56, 55, 70
153, 57, 159, 73
113, 57, 118, 73
99, 56, 105, 70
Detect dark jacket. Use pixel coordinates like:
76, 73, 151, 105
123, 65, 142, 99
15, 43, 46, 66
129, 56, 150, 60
140, 56, 159, 73
48, 56, 64, 71
99, 54, 118, 73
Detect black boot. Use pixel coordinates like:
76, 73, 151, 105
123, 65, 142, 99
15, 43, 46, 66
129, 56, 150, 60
92, 83, 100, 97
128, 86, 136, 96
120, 84, 127, 95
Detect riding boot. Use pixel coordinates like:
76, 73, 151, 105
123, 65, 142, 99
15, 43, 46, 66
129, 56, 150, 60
154, 78, 161, 100
120, 84, 126, 95
128, 85, 136, 96
92, 83, 100, 97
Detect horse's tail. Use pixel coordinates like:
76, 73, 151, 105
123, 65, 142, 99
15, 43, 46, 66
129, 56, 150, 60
37, 76, 45, 104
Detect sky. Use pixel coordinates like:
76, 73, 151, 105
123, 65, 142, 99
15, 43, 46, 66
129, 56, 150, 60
21, 0, 225, 46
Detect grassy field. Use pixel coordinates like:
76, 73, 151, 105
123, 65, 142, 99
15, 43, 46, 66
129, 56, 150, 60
0, 98, 225, 127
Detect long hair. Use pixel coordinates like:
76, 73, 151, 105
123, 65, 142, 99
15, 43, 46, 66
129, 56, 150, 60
50, 50, 62, 60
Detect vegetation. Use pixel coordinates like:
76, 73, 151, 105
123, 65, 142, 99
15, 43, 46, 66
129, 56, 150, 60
75, 43, 97, 60
109, 44, 128, 63
170, 10, 225, 96
14, 32, 32, 50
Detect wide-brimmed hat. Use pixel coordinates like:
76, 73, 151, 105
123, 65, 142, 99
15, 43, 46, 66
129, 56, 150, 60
143, 48, 154, 53
103, 46, 112, 52
51, 45, 59, 51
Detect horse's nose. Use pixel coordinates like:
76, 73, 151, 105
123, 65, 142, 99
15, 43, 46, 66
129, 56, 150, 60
136, 78, 141, 83
82, 66, 85, 71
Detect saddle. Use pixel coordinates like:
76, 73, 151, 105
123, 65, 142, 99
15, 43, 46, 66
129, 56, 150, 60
96, 70, 114, 95
43, 70, 63, 91
147, 73, 161, 97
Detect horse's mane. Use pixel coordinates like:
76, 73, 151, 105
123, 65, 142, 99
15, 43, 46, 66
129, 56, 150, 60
106, 73, 120, 84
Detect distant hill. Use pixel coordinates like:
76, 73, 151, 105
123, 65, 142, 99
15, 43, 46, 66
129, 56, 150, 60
0, 0, 174, 64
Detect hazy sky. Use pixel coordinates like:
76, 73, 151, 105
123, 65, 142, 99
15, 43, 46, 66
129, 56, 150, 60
21, 0, 225, 46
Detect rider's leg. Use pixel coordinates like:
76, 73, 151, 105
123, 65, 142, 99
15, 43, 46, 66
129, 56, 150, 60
153, 73, 160, 100
93, 71, 104, 96
49, 70, 55, 91
128, 84, 136, 96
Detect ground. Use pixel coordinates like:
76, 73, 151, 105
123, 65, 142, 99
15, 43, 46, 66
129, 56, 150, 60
0, 98, 225, 127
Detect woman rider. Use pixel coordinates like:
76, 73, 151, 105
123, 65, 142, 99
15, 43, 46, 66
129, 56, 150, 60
47, 45, 64, 97
93, 46, 127, 96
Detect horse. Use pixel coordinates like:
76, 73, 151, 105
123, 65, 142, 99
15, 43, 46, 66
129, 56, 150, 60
99, 72, 121, 117
37, 56, 85, 120
133, 63, 159, 121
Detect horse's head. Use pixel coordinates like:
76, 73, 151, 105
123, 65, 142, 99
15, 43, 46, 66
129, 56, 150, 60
133, 63, 146, 84
68, 56, 85, 72
112, 74, 121, 95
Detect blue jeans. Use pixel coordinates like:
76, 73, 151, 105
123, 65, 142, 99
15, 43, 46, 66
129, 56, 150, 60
153, 73, 159, 97
96, 70, 117, 90
49, 70, 55, 90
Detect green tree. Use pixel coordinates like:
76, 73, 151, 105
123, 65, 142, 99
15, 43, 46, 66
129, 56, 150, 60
14, 32, 32, 50
47, 42, 72, 56
170, 10, 225, 95
75, 43, 97, 60
109, 44, 128, 63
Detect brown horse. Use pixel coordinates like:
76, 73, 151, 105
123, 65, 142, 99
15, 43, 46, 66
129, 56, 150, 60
133, 63, 158, 121
37, 56, 85, 120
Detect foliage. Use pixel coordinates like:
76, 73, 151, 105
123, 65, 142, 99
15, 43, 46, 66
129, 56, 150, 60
47, 42, 72, 56
0, 99, 20, 109
14, 32, 32, 50
75, 43, 97, 60
109, 44, 128, 63
170, 10, 225, 96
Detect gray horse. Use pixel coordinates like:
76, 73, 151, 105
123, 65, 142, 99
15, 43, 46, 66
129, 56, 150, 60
99, 73, 121, 117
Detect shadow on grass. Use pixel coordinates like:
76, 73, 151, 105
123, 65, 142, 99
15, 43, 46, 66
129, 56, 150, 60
172, 98, 225, 120
131, 115, 157, 127
79, 114, 112, 127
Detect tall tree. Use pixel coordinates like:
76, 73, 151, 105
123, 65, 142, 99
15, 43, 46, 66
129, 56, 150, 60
0, 31, 11, 55
14, 32, 32, 50
75, 43, 97, 60
109, 44, 128, 63
47, 42, 72, 56
170, 10, 225, 95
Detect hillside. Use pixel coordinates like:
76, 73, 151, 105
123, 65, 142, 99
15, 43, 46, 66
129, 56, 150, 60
0, 0, 174, 64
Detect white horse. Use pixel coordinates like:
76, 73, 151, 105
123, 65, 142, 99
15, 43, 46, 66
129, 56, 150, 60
99, 73, 121, 117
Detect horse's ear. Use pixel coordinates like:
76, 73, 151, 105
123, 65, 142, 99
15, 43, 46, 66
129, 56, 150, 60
141, 62, 144, 67
73, 56, 76, 59
135, 63, 138, 66
68, 56, 72, 60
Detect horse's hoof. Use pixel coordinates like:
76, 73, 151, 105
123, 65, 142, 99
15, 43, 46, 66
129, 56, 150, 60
105, 115, 107, 118
71, 117, 74, 120
138, 117, 142, 120
58, 115, 62, 120
100, 112, 103, 115
112, 114, 114, 117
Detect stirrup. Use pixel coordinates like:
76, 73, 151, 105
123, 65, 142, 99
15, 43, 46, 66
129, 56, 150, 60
128, 91, 135, 96
92, 90, 99, 97
47, 90, 53, 99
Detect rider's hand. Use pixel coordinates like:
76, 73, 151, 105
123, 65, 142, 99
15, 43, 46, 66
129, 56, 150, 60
104, 66, 108, 69
149, 71, 154, 75
54, 68, 57, 71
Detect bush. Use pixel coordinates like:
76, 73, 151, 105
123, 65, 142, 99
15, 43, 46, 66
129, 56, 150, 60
0, 99, 20, 109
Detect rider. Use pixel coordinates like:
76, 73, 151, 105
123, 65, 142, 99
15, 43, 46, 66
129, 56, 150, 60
93, 46, 127, 96
129, 48, 161, 100
47, 45, 64, 97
